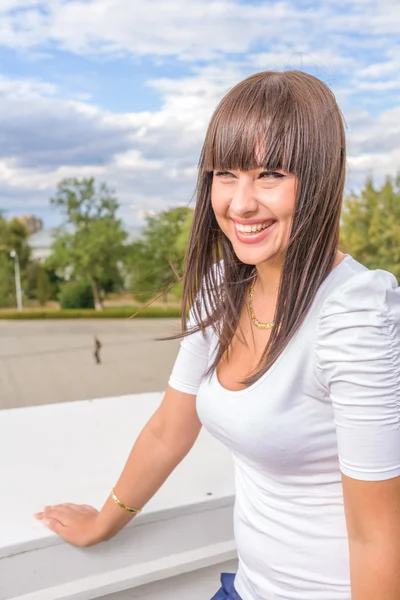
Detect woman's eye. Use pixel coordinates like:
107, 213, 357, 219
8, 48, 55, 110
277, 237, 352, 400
214, 171, 235, 178
259, 171, 285, 179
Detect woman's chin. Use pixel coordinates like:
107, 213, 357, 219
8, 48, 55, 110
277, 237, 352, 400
232, 246, 278, 266
227, 236, 286, 266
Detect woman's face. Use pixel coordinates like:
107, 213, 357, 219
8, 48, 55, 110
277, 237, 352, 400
211, 168, 297, 267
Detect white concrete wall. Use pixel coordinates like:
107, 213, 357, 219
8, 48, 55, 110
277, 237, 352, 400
0, 393, 236, 600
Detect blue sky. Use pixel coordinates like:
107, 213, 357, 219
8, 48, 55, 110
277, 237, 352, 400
0, 0, 399, 228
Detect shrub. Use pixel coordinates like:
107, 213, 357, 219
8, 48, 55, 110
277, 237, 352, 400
59, 281, 94, 309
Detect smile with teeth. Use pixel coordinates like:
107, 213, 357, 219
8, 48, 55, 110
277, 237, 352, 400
235, 221, 276, 234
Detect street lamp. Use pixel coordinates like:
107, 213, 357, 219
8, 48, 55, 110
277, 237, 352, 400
10, 250, 23, 311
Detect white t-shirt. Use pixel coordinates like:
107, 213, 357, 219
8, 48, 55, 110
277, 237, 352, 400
168, 255, 400, 600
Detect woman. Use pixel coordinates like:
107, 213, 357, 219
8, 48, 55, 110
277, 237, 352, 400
34, 71, 400, 600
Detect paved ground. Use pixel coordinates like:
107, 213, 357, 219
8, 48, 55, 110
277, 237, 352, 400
0, 319, 182, 410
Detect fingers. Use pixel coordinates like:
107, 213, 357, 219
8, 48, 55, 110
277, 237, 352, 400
41, 518, 65, 534
36, 507, 69, 526
34, 503, 96, 519
63, 503, 97, 514
58, 503, 88, 514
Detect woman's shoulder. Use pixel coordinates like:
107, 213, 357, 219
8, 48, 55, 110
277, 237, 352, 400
315, 256, 400, 361
320, 256, 399, 319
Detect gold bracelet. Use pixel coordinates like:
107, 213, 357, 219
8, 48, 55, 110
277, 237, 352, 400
110, 488, 142, 515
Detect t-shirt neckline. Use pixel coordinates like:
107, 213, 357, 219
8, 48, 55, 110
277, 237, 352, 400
212, 253, 352, 396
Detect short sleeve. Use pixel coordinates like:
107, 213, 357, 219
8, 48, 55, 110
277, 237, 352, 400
168, 261, 223, 396
316, 269, 400, 481
168, 307, 211, 396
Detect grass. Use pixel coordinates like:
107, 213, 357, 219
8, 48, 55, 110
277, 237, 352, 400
0, 306, 182, 319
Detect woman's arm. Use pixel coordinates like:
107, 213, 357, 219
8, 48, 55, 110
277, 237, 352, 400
34, 385, 202, 546
315, 269, 400, 598
97, 385, 202, 538
342, 474, 400, 599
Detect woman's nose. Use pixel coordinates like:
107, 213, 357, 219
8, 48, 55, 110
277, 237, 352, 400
229, 180, 258, 216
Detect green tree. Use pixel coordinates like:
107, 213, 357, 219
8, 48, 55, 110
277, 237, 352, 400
175, 209, 193, 256
28, 263, 63, 302
45, 266, 63, 301
126, 207, 193, 304
0, 259, 15, 307
340, 174, 400, 279
0, 216, 31, 265
35, 265, 53, 306
48, 178, 128, 310
0, 216, 31, 308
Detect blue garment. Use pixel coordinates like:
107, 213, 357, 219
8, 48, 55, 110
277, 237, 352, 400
210, 573, 242, 599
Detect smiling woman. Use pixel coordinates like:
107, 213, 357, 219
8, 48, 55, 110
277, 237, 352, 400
183, 70, 346, 385
35, 71, 400, 600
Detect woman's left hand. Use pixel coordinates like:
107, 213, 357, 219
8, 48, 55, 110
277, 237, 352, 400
34, 503, 106, 547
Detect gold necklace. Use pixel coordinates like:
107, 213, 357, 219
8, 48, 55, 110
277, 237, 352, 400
248, 277, 276, 330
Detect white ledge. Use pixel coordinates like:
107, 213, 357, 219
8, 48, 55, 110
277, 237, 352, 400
0, 393, 236, 599
11, 541, 237, 600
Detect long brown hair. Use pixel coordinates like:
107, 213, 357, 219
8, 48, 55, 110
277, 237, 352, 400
181, 70, 346, 385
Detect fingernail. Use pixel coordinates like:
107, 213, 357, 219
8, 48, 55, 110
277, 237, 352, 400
43, 518, 51, 526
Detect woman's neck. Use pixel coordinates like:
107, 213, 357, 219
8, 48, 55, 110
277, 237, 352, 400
255, 250, 345, 297
255, 257, 283, 298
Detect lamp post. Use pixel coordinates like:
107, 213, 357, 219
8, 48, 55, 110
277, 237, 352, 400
10, 250, 23, 311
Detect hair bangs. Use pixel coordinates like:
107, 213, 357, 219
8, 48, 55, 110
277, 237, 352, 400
200, 76, 303, 176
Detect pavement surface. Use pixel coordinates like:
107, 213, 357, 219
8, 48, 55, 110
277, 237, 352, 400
0, 319, 182, 410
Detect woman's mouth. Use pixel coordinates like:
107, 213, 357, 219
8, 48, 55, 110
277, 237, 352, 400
234, 220, 276, 235
232, 219, 277, 245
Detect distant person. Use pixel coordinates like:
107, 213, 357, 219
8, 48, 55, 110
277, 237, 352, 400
93, 336, 102, 365
35, 71, 400, 600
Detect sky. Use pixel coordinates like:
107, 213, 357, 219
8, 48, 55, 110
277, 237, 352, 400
0, 0, 399, 228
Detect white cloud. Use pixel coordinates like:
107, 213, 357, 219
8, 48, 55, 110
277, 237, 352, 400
0, 69, 205, 223
0, 0, 371, 59
0, 73, 57, 97
0, 0, 42, 8
1, 0, 272, 57
0, 74, 140, 173
113, 149, 163, 171
0, 0, 396, 63
347, 149, 400, 189
355, 80, 400, 91
318, 0, 400, 35
147, 64, 244, 134
346, 104, 400, 188
0, 158, 106, 191
358, 62, 398, 79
